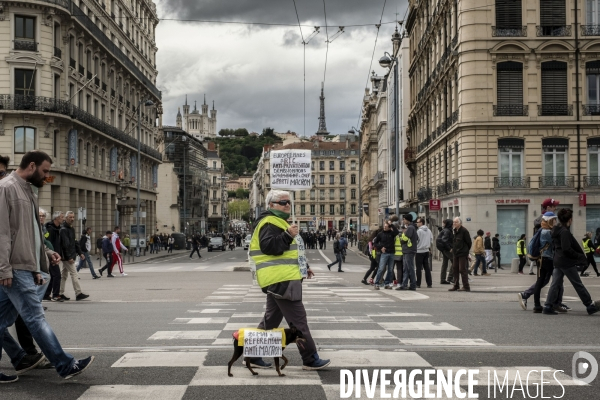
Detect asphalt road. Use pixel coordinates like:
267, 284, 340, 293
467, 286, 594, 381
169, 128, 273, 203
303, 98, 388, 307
3, 242, 600, 400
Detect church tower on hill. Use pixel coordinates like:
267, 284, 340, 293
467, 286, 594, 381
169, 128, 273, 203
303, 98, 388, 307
179, 95, 217, 140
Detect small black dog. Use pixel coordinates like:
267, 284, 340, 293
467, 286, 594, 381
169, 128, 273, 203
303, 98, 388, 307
227, 326, 305, 377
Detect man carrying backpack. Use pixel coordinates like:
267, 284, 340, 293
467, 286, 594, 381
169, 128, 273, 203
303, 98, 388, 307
436, 219, 454, 285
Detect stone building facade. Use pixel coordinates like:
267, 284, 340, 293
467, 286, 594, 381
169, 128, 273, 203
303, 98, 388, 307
405, 0, 600, 262
206, 144, 227, 232
0, 0, 162, 242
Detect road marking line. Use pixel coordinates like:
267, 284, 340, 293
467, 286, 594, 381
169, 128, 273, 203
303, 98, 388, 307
318, 248, 332, 264
400, 338, 495, 346
112, 352, 207, 367
78, 385, 188, 400
379, 322, 461, 331
147, 331, 221, 340
172, 318, 229, 324
312, 330, 397, 339
318, 350, 430, 367
368, 313, 432, 317
189, 366, 320, 386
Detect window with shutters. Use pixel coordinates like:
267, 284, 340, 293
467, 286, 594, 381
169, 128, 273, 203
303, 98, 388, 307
493, 0, 525, 37
537, 0, 570, 36
496, 139, 525, 187
584, 0, 600, 35
585, 61, 600, 115
541, 138, 570, 187
495, 62, 526, 116
539, 61, 571, 116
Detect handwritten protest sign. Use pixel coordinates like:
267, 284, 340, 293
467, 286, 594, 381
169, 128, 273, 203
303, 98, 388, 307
270, 150, 312, 190
296, 235, 308, 278
242, 329, 283, 357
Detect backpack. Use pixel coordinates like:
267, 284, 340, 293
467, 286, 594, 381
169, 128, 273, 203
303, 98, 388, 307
363, 242, 371, 257
527, 229, 549, 261
436, 229, 448, 252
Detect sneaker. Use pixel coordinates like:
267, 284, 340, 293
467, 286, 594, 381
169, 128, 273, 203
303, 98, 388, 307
107, 274, 115, 278
121, 273, 128, 276
338, 270, 345, 273
561, 303, 572, 311
384, 285, 393, 290
93, 276, 100, 279
587, 303, 600, 315
361, 279, 369, 285
59, 295, 70, 301
533, 306, 543, 313
36, 358, 55, 369
43, 295, 51, 301
249, 358, 272, 368
302, 357, 331, 371
529, 272, 535, 275
441, 281, 451, 285
15, 353, 46, 375
483, 273, 491, 276
395, 286, 407, 290
458, 288, 470, 292
374, 286, 380, 290
408, 287, 417, 291
517, 293, 527, 311
542, 306, 558, 315
76, 293, 90, 301
518, 272, 524, 275
553, 305, 567, 313
427, 285, 432, 288
51, 296, 63, 302
64, 356, 95, 380
0, 373, 18, 384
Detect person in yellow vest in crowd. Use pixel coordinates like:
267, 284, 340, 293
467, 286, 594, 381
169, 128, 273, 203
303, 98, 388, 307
248, 189, 331, 371
581, 232, 600, 277
361, 230, 380, 285
517, 234, 527, 274
392, 225, 404, 287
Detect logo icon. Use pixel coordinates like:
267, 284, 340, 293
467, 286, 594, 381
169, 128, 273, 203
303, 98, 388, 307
572, 351, 598, 384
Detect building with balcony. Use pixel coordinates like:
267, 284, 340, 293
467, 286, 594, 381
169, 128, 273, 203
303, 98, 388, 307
206, 143, 227, 232
405, 0, 600, 261
251, 138, 360, 232
0, 0, 162, 241
159, 126, 208, 235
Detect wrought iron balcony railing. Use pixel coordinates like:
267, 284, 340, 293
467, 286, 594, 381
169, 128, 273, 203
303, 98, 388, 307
581, 25, 600, 36
94, 77, 100, 86
492, 26, 527, 37
54, 46, 61, 58
417, 187, 433, 202
0, 95, 161, 161
538, 104, 573, 116
583, 105, 600, 116
584, 176, 600, 188
452, 178, 459, 192
70, 58, 76, 69
78, 64, 85, 75
101, 83, 107, 92
539, 176, 574, 188
536, 25, 572, 37
14, 39, 37, 52
493, 105, 529, 116
494, 176, 530, 188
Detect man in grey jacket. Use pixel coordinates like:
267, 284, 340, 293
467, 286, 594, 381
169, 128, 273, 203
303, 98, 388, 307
0, 151, 94, 382
59, 212, 89, 301
415, 217, 433, 288
398, 214, 419, 290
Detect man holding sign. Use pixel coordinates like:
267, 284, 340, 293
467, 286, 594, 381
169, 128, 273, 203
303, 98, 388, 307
248, 189, 331, 371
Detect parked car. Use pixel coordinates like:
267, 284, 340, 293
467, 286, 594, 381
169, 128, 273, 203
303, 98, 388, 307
208, 237, 226, 252
243, 234, 252, 250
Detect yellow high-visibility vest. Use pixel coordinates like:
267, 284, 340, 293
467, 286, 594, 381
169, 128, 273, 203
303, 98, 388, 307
516, 239, 527, 255
400, 233, 413, 248
395, 236, 403, 256
583, 239, 592, 254
249, 215, 301, 288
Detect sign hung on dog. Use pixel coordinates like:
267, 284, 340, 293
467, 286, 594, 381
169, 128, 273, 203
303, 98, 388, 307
242, 329, 283, 357
270, 150, 312, 190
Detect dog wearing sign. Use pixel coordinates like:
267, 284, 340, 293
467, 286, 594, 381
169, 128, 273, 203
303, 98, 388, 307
227, 325, 305, 377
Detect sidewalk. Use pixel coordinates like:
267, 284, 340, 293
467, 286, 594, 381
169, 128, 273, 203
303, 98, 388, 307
90, 249, 189, 266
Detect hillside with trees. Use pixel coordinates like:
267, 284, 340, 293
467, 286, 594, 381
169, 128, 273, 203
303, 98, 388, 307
215, 128, 281, 176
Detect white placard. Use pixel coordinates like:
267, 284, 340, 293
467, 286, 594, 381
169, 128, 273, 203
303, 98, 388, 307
295, 235, 308, 278
242, 330, 283, 357
270, 150, 312, 190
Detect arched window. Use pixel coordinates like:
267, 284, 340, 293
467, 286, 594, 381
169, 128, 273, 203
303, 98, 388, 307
14, 127, 35, 153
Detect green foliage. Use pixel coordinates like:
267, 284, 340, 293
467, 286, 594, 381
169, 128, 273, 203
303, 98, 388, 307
235, 188, 250, 199
228, 190, 237, 199
215, 130, 281, 176
219, 128, 249, 137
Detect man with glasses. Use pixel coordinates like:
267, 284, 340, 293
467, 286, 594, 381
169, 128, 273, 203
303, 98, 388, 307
248, 189, 330, 371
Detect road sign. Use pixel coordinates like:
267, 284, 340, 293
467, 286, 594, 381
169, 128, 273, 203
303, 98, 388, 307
429, 199, 441, 211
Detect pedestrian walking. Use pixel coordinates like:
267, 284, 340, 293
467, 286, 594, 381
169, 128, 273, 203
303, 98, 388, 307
488, 233, 503, 271
76, 228, 99, 279
472, 230, 489, 276
249, 189, 330, 371
484, 232, 494, 271
0, 150, 95, 382
517, 234, 527, 274
361, 232, 379, 285
415, 217, 433, 288
190, 235, 202, 259
59, 211, 89, 301
373, 221, 399, 289
122, 234, 130, 256
392, 224, 404, 287
109, 227, 128, 276
532, 212, 559, 313
581, 232, 600, 277
543, 208, 600, 315
168, 236, 174, 253
96, 232, 103, 261
98, 232, 113, 277
449, 217, 472, 292
398, 214, 418, 290
436, 219, 454, 285
44, 212, 63, 302
327, 233, 344, 272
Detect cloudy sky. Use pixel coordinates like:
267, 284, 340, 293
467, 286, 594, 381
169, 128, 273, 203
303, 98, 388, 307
155, 0, 408, 136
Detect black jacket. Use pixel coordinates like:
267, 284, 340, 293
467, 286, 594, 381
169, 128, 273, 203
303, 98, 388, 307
492, 237, 501, 252
60, 222, 82, 261
452, 225, 472, 257
45, 221, 62, 256
333, 239, 341, 254
484, 236, 492, 250
436, 220, 453, 252
373, 226, 399, 253
552, 224, 587, 268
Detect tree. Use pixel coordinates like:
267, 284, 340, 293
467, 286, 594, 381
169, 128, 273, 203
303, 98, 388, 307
228, 199, 250, 220
262, 127, 276, 138
228, 190, 237, 199
235, 188, 250, 199
234, 128, 249, 137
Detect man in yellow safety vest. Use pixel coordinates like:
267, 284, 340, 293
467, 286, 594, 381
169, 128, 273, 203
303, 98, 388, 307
248, 189, 330, 371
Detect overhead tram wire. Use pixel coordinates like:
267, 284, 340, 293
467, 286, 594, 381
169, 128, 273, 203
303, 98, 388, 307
292, 0, 306, 137
322, 0, 329, 86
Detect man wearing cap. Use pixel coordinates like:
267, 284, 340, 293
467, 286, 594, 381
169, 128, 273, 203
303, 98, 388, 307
530, 199, 559, 275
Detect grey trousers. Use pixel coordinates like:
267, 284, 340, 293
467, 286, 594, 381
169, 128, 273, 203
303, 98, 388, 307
545, 266, 593, 308
258, 293, 317, 365
440, 250, 454, 283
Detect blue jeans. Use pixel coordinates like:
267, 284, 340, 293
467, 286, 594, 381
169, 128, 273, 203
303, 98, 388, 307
327, 252, 343, 270
375, 253, 394, 287
0, 270, 75, 377
402, 253, 417, 289
473, 254, 487, 274
76, 252, 98, 278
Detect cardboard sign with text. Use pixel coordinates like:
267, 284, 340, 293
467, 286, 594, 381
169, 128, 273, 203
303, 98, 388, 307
242, 329, 283, 357
270, 150, 312, 190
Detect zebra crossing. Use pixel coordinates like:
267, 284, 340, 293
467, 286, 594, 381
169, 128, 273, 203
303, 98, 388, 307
76, 282, 587, 399
123, 262, 373, 273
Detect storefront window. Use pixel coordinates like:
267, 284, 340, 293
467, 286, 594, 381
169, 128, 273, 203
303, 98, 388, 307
586, 207, 600, 261
497, 207, 527, 263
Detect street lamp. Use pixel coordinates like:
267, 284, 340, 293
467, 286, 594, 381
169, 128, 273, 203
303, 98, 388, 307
136, 98, 154, 256
349, 126, 362, 240
379, 50, 401, 220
